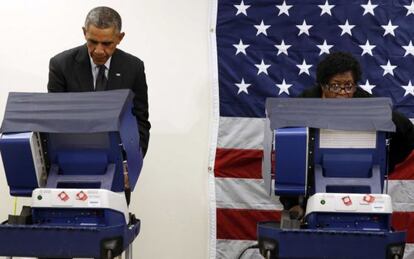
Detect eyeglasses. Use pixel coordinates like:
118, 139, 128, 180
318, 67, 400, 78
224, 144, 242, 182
324, 83, 356, 93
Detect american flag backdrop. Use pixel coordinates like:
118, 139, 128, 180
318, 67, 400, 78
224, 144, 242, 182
209, 0, 414, 258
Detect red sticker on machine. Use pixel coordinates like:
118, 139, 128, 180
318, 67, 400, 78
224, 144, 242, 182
342, 196, 352, 206
76, 191, 88, 201
58, 191, 69, 202
363, 194, 375, 203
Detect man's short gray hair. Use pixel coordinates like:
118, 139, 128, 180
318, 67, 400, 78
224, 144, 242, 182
84, 6, 122, 32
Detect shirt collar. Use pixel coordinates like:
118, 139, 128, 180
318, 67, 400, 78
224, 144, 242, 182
89, 56, 112, 71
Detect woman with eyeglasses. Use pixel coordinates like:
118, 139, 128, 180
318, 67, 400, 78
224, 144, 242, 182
280, 51, 414, 219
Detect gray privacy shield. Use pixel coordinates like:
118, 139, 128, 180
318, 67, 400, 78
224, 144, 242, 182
0, 89, 134, 133
265, 97, 396, 132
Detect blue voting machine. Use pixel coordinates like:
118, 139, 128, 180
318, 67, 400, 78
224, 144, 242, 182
0, 90, 142, 259
258, 98, 406, 259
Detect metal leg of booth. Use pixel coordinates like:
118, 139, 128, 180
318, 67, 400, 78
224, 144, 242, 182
124, 243, 132, 259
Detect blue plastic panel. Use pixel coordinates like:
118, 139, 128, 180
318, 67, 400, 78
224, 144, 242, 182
46, 132, 124, 192
274, 127, 308, 196
118, 100, 142, 191
0, 221, 140, 258
313, 131, 387, 194
0, 132, 40, 196
258, 222, 406, 259
32, 208, 126, 226
306, 212, 391, 231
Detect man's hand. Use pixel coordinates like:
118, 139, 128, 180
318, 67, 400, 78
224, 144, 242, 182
123, 161, 131, 205
288, 205, 304, 220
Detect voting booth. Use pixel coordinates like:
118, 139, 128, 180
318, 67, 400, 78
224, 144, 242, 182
258, 98, 406, 259
0, 90, 142, 259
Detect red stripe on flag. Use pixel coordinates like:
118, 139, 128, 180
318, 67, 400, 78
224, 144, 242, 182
392, 211, 414, 243
217, 208, 281, 240
215, 148, 263, 179
389, 151, 414, 180
214, 148, 414, 180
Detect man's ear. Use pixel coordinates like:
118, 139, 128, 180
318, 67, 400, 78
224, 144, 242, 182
118, 32, 125, 43
82, 27, 87, 37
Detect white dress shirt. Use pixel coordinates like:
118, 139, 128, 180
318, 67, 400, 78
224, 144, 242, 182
90, 56, 111, 89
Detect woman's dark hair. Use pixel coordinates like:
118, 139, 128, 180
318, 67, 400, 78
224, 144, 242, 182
316, 52, 362, 86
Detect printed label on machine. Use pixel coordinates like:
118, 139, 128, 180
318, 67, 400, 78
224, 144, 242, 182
87, 191, 101, 207
372, 200, 386, 212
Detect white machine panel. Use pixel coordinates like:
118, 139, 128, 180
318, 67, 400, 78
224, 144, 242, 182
319, 129, 376, 149
31, 188, 129, 223
305, 193, 393, 216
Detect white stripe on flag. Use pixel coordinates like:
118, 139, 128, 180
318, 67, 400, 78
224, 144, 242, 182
388, 180, 414, 211
217, 240, 262, 259
218, 117, 265, 149
215, 179, 414, 211
404, 244, 414, 259
215, 178, 282, 210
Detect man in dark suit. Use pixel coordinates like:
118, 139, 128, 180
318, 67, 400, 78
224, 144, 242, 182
48, 6, 150, 157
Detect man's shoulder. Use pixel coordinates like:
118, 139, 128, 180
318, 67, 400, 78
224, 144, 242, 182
50, 45, 85, 62
114, 48, 144, 65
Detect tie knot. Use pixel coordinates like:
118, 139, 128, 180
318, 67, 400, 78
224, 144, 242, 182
98, 65, 106, 73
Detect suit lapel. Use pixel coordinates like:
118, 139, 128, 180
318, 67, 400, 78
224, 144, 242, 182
107, 49, 123, 90
75, 46, 94, 91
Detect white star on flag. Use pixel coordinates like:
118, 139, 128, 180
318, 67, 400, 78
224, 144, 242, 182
255, 60, 271, 75
276, 79, 292, 95
255, 20, 271, 36
275, 40, 291, 56
381, 60, 397, 76
402, 80, 414, 96
318, 0, 334, 16
339, 20, 355, 36
359, 40, 376, 56
361, 0, 378, 16
405, 1, 414, 16
235, 78, 251, 94
359, 80, 376, 94
233, 39, 249, 55
296, 20, 313, 36
381, 20, 398, 36
317, 40, 333, 55
403, 41, 414, 57
297, 60, 312, 75
276, 0, 292, 16
234, 0, 250, 16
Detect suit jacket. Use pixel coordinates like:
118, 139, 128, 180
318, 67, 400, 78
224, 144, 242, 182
47, 45, 150, 156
